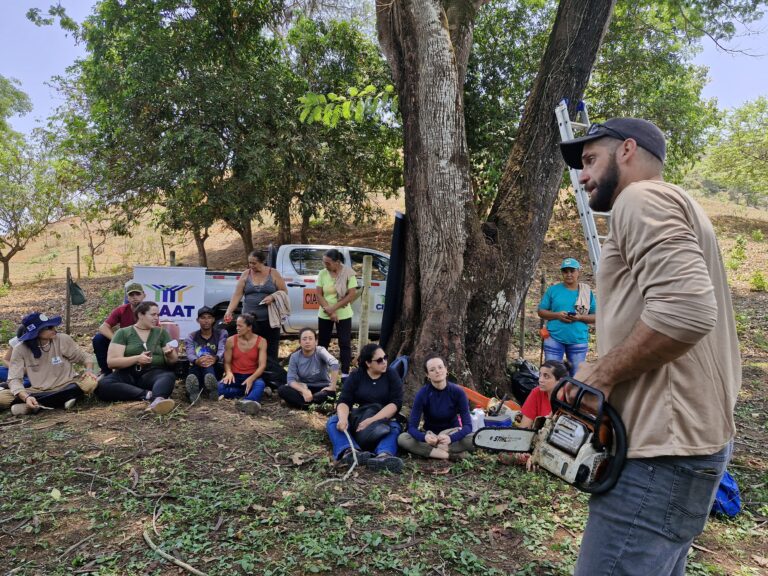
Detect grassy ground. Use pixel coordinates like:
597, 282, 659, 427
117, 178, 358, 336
0, 191, 766, 575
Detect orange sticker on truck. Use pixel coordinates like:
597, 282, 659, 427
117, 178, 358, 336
303, 288, 319, 309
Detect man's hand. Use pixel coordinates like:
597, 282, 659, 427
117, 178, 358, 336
198, 354, 215, 368
558, 362, 605, 412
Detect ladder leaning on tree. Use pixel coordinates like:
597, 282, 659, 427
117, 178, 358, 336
555, 100, 611, 273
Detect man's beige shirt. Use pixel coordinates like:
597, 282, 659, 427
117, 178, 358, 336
598, 180, 740, 458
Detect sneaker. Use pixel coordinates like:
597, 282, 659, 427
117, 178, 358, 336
236, 399, 261, 415
185, 374, 202, 402
337, 448, 372, 467
262, 387, 273, 398
366, 453, 404, 474
64, 398, 77, 410
147, 397, 175, 415
11, 403, 38, 417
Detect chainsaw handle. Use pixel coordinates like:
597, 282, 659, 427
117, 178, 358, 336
549, 377, 605, 440
581, 401, 627, 494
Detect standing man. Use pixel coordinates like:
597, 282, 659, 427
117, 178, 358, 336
559, 118, 740, 575
92, 282, 145, 375
537, 257, 596, 376
184, 306, 227, 401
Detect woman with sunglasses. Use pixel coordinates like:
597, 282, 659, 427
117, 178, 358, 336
326, 343, 404, 473
223, 251, 289, 362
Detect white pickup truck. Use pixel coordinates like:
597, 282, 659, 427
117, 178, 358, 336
203, 244, 390, 334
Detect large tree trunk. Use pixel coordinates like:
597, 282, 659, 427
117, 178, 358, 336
377, 0, 480, 394
377, 0, 615, 393
233, 220, 254, 258
192, 228, 209, 268
1, 258, 10, 287
465, 0, 616, 388
300, 211, 311, 243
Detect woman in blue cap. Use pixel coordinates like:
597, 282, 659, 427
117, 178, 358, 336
0, 313, 98, 416
537, 258, 596, 376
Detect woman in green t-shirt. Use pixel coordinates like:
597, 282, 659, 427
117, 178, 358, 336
96, 301, 179, 414
315, 249, 358, 374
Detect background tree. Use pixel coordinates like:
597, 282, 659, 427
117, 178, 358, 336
690, 96, 768, 208
0, 129, 72, 285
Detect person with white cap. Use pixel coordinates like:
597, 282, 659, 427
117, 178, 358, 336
537, 257, 596, 376
558, 118, 740, 575
0, 312, 98, 415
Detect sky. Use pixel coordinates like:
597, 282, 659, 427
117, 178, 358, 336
1, 1, 768, 136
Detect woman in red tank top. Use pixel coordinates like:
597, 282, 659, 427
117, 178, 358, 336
219, 314, 267, 415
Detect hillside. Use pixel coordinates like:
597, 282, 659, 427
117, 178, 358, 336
0, 192, 766, 575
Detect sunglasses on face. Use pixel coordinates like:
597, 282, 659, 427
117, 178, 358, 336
587, 122, 628, 141
372, 355, 388, 364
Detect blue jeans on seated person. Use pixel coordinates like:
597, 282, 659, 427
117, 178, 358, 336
217, 373, 265, 402
189, 362, 223, 387
574, 442, 732, 576
0, 366, 30, 388
543, 337, 589, 376
326, 414, 400, 461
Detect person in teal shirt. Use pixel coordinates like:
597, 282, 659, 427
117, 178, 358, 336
315, 249, 358, 374
537, 258, 596, 376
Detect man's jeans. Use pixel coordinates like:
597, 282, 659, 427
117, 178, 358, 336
575, 442, 732, 576
543, 337, 588, 376
326, 414, 400, 460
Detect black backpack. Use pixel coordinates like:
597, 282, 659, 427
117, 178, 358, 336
262, 357, 288, 390
507, 358, 539, 404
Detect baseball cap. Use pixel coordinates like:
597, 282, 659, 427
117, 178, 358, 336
560, 258, 581, 270
197, 306, 215, 318
125, 282, 144, 295
560, 118, 666, 169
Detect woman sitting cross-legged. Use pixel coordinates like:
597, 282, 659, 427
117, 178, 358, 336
398, 353, 474, 460
218, 313, 267, 415
0, 313, 98, 416
96, 301, 179, 414
326, 343, 404, 474
277, 327, 339, 409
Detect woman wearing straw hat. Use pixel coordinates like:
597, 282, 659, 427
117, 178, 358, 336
0, 313, 98, 416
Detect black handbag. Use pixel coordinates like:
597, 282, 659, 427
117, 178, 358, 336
348, 403, 393, 450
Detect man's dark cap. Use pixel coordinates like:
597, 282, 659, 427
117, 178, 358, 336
560, 118, 666, 169
197, 306, 215, 318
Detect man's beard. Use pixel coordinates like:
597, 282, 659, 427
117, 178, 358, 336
588, 156, 619, 212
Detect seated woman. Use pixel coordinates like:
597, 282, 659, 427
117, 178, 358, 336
277, 327, 339, 409
500, 359, 569, 466
0, 313, 97, 416
96, 301, 179, 414
218, 313, 267, 415
326, 343, 404, 474
398, 353, 474, 460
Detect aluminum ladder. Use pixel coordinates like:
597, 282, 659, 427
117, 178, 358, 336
554, 99, 611, 273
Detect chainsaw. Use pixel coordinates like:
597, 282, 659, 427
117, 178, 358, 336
473, 377, 627, 494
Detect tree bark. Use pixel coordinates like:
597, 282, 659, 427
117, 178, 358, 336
1, 258, 10, 287
300, 211, 311, 243
232, 220, 254, 258
377, 0, 615, 393
192, 228, 209, 267
377, 0, 480, 393
464, 0, 616, 388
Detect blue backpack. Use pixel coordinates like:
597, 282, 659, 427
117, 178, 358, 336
710, 470, 741, 517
